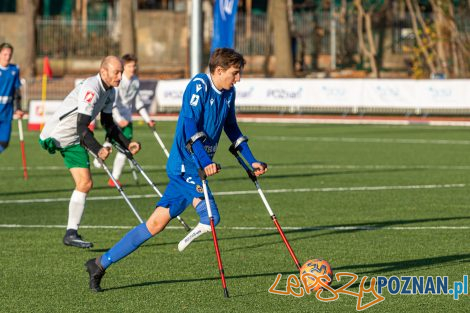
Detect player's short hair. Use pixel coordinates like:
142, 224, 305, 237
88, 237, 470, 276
0, 42, 14, 53
122, 54, 138, 64
209, 48, 246, 74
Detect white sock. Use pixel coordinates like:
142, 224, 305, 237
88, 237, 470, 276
178, 223, 211, 252
112, 152, 127, 180
67, 190, 87, 230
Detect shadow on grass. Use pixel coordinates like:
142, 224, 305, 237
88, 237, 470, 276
0, 182, 165, 197
215, 215, 470, 253
331, 253, 470, 290
215, 166, 425, 183
336, 253, 470, 275
104, 269, 298, 293
0, 185, 117, 196
100, 253, 470, 293
137, 216, 470, 257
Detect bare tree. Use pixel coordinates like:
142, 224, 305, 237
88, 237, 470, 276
23, 0, 39, 78
404, 0, 437, 76
267, 0, 294, 77
120, 0, 136, 56
354, 0, 379, 77
405, 0, 470, 78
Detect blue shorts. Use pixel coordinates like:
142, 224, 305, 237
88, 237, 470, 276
157, 172, 215, 218
0, 119, 12, 141
0, 119, 12, 148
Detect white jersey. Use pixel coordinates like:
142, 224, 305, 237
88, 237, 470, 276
112, 75, 151, 124
40, 74, 116, 148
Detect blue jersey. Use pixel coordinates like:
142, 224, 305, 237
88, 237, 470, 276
167, 73, 236, 175
0, 64, 20, 121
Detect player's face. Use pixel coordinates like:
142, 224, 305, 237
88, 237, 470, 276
0, 48, 13, 67
123, 61, 137, 78
102, 61, 123, 88
216, 65, 242, 90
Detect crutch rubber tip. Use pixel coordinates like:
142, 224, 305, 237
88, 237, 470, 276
224, 288, 230, 298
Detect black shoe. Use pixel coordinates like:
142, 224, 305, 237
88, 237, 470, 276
85, 258, 106, 292
63, 231, 93, 248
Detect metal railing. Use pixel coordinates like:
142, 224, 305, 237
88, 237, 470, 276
35, 10, 470, 68
36, 17, 119, 58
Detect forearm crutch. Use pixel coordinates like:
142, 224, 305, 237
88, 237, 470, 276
149, 125, 170, 158
186, 135, 229, 298
17, 118, 28, 180
128, 159, 139, 185
113, 143, 191, 232
229, 136, 301, 270
88, 148, 143, 223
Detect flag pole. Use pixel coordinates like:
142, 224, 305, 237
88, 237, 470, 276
40, 56, 52, 130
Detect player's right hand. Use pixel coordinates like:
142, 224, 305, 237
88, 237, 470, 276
98, 146, 112, 160
204, 163, 220, 177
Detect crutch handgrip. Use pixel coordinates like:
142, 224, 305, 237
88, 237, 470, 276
114, 142, 134, 159
197, 163, 221, 181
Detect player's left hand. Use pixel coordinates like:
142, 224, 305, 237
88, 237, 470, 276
14, 110, 25, 119
252, 162, 268, 176
128, 141, 141, 155
147, 120, 155, 128
118, 120, 129, 128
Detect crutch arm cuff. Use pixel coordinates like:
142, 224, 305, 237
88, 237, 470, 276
229, 136, 248, 154
229, 136, 258, 166
185, 132, 207, 151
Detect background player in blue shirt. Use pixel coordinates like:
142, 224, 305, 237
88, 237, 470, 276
85, 48, 268, 292
0, 43, 24, 153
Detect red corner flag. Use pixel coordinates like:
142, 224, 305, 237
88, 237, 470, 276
42, 56, 52, 78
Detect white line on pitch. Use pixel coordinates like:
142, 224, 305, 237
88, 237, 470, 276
0, 183, 465, 204
259, 136, 470, 145
0, 224, 469, 231
3, 164, 470, 171
0, 165, 167, 171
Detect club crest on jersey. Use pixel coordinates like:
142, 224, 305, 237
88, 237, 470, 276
190, 94, 199, 106
210, 98, 214, 106
84, 91, 95, 103
196, 84, 202, 92
196, 185, 204, 193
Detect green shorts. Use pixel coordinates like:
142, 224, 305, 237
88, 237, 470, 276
39, 138, 90, 169
121, 123, 133, 140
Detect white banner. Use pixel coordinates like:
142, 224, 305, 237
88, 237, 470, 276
415, 80, 470, 108
28, 100, 62, 130
153, 78, 470, 111
155, 79, 188, 107
362, 79, 416, 108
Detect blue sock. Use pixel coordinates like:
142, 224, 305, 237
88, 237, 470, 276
100, 223, 152, 269
195, 199, 220, 226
